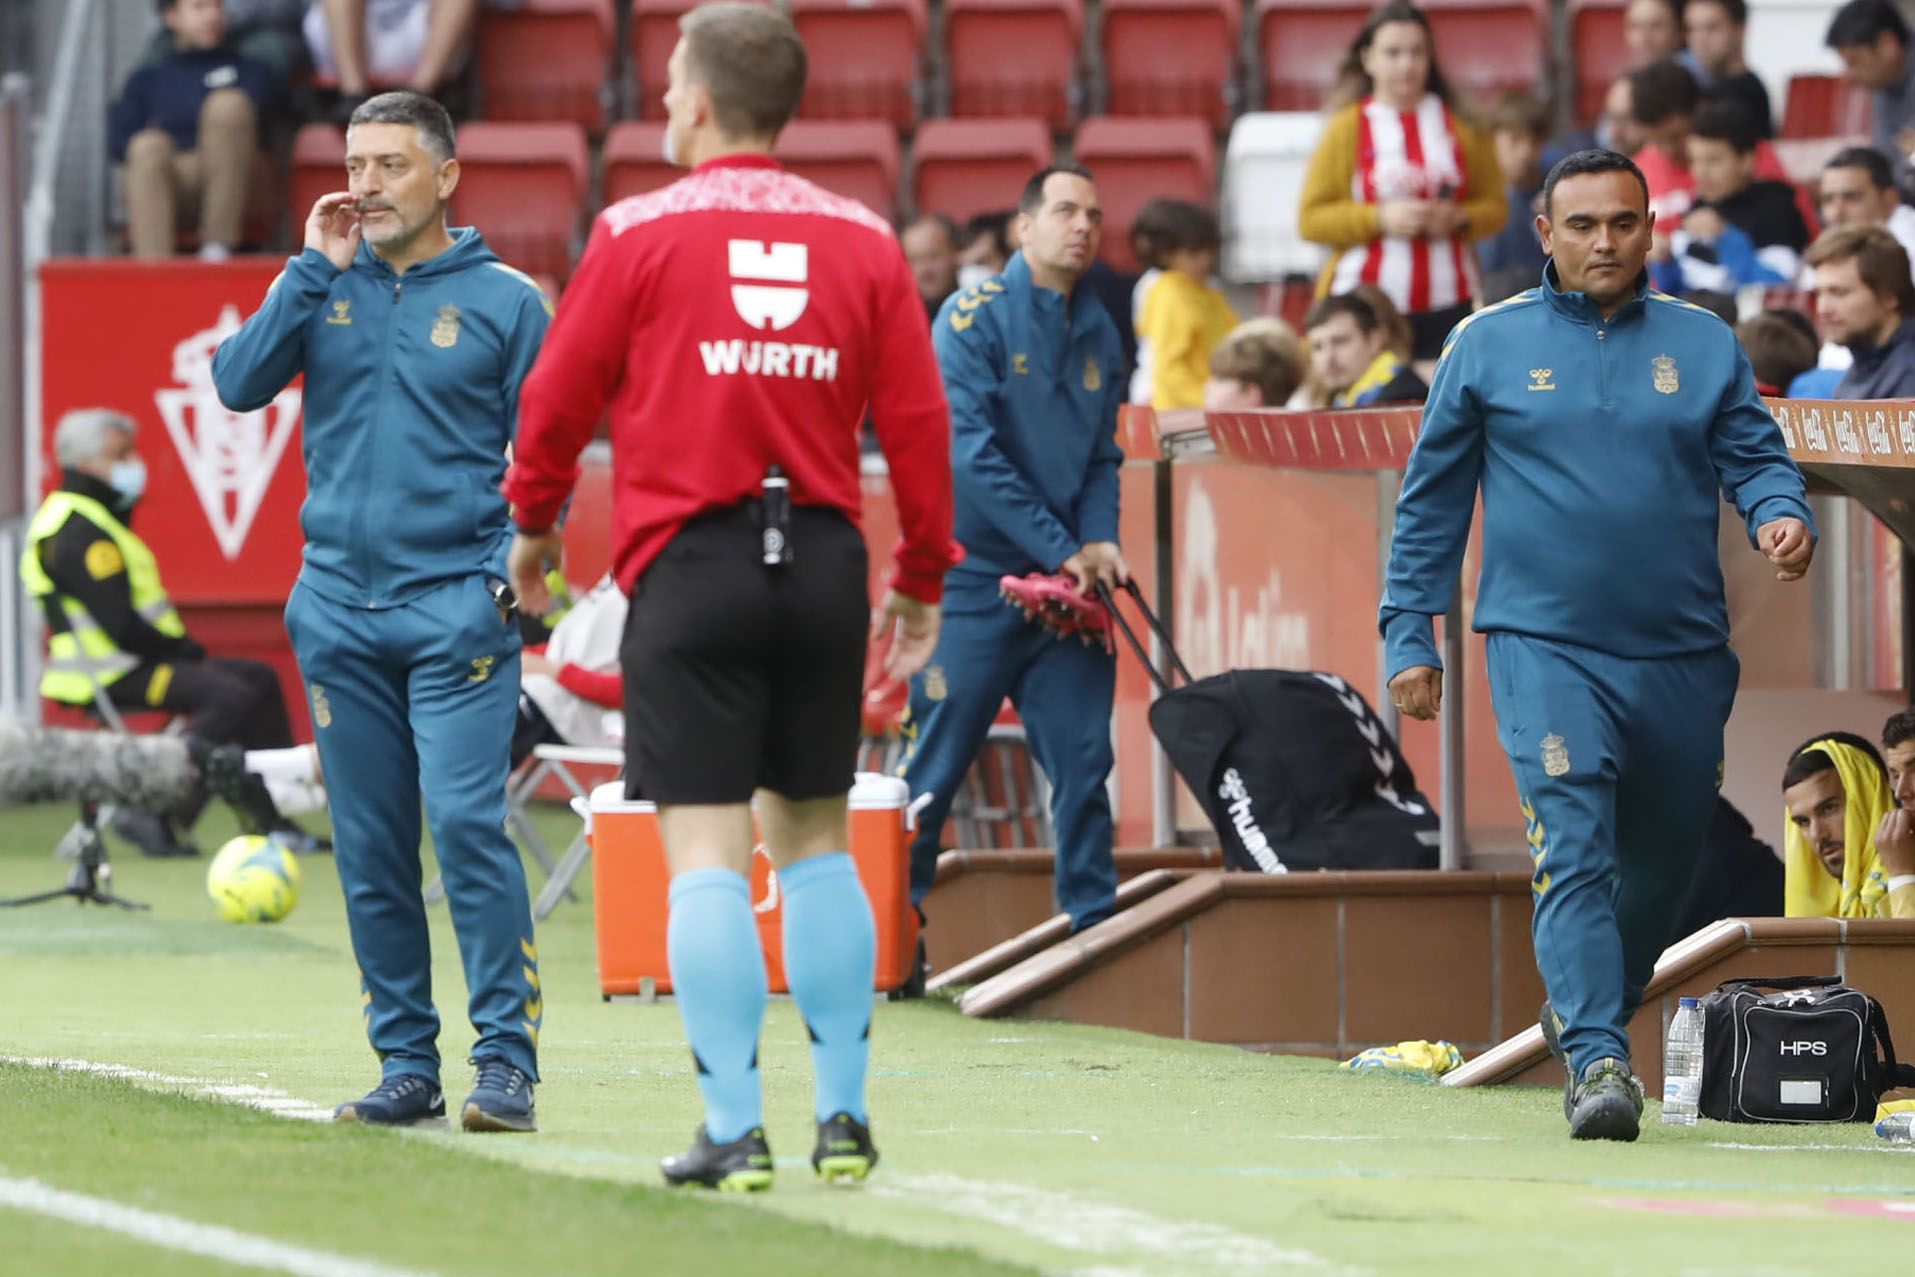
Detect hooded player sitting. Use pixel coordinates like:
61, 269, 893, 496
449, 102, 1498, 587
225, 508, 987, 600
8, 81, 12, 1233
1780, 733, 1915, 919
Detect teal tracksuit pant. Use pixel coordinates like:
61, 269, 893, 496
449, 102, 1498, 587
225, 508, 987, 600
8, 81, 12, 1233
284, 574, 540, 1083
1488, 632, 1738, 1076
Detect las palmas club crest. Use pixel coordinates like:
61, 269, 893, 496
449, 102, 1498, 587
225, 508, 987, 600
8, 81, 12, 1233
154, 305, 301, 560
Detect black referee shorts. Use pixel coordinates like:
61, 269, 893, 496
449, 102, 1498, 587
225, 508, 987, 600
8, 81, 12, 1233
621, 502, 869, 805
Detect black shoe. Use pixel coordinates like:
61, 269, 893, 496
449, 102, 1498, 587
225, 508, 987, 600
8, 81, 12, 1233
110, 808, 198, 858
811, 1112, 879, 1184
191, 742, 280, 837
1568, 1057, 1644, 1141
660, 1125, 774, 1191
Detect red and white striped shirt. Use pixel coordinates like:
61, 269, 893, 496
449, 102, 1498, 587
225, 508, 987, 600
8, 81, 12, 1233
1330, 93, 1474, 314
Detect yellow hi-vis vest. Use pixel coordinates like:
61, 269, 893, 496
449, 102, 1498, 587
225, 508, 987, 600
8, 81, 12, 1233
19, 489, 184, 704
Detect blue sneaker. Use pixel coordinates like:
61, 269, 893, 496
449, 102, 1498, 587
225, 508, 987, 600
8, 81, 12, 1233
334, 1074, 445, 1127
462, 1056, 536, 1133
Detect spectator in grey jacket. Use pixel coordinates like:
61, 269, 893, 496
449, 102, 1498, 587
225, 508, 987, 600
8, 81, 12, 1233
1827, 0, 1915, 187
1809, 225, 1915, 399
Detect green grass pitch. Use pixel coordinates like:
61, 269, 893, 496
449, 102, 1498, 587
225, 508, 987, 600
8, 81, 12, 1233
2, 797, 1913, 1275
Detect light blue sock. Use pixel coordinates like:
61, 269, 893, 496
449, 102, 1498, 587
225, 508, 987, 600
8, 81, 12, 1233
778, 852, 875, 1125
666, 868, 767, 1144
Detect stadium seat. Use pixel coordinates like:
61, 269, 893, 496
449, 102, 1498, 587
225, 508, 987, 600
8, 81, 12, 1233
1567, 0, 1629, 127
1256, 0, 1368, 112
1100, 0, 1240, 128
1771, 135, 1863, 188
601, 122, 677, 205
774, 121, 902, 220
911, 118, 1052, 223
286, 124, 347, 236
450, 122, 591, 281
1073, 116, 1216, 273
1421, 0, 1546, 106
1781, 73, 1872, 139
474, 0, 615, 130
788, 0, 927, 129
1220, 111, 1328, 283
945, 0, 1083, 129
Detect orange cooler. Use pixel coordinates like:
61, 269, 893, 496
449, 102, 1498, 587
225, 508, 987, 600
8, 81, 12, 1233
586, 773, 921, 997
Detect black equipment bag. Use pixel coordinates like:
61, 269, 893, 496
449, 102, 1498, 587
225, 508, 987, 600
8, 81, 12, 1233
1697, 975, 1915, 1123
1098, 581, 1439, 873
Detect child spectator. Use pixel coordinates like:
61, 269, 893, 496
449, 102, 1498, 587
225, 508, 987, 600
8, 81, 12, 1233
1133, 200, 1238, 410
110, 0, 283, 260
1479, 90, 1551, 302
1664, 99, 1810, 294
1127, 199, 1177, 404
1735, 311, 1819, 394
1203, 318, 1305, 411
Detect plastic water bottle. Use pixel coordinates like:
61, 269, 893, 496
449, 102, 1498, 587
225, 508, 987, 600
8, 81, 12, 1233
1661, 997, 1705, 1126
1877, 1112, 1915, 1144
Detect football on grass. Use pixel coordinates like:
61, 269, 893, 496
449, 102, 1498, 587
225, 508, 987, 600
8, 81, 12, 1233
206, 834, 301, 924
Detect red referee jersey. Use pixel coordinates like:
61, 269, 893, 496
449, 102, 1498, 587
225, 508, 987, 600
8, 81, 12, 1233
503, 154, 960, 602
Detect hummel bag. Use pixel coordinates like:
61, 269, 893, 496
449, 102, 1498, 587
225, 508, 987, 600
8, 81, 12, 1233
1098, 583, 1439, 873
1696, 976, 1915, 1123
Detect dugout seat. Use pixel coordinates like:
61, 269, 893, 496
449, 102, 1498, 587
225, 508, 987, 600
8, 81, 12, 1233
912, 118, 1052, 223
1072, 116, 1216, 273
1567, 0, 1629, 127
774, 121, 902, 220
1782, 73, 1872, 139
1422, 0, 1545, 105
1255, 0, 1368, 111
602, 122, 677, 204
1221, 111, 1327, 282
945, 0, 1084, 129
450, 122, 591, 281
286, 124, 347, 238
474, 0, 615, 130
1100, 0, 1240, 128
788, 0, 927, 129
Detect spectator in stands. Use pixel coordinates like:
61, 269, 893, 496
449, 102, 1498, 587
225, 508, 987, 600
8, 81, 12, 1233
1682, 0, 1774, 136
1735, 311, 1818, 394
1299, 2, 1506, 362
110, 0, 283, 261
1819, 145, 1915, 267
1305, 293, 1428, 408
513, 573, 625, 769
1133, 201, 1237, 410
303, 0, 478, 116
1809, 225, 1915, 397
1878, 710, 1915, 911
901, 214, 960, 322
1781, 733, 1915, 919
1202, 318, 1305, 411
1599, 76, 1643, 156
141, 0, 307, 77
1663, 99, 1808, 295
1126, 199, 1173, 404
1625, 0, 1685, 67
956, 210, 1015, 290
1826, 0, 1915, 186
1350, 283, 1414, 359
1479, 91, 1551, 302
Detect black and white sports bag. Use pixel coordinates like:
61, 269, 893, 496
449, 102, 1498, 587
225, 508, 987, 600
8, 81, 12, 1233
1697, 976, 1915, 1123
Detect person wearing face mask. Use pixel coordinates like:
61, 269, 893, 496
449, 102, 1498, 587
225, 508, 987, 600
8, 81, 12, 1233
19, 408, 314, 857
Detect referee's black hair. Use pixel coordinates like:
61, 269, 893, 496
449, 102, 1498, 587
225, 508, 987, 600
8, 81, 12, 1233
1540, 149, 1650, 219
1783, 732, 1889, 790
349, 91, 457, 166
1019, 165, 1096, 215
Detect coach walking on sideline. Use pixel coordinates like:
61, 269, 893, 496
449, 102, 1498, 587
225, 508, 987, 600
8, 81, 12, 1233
1383, 149, 1814, 1142
900, 165, 1128, 937
212, 91, 551, 1134
500, 3, 958, 1191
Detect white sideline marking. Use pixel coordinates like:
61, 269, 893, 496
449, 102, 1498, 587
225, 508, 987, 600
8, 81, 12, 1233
871, 1172, 1332, 1272
0, 1175, 433, 1277
6, 1056, 334, 1122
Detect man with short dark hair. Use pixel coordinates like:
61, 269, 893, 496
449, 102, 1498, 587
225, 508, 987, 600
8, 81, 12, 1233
1807, 224, 1915, 397
900, 213, 959, 320
1305, 294, 1427, 406
900, 164, 1127, 945
1682, 0, 1773, 136
501, 3, 958, 1190
1826, 0, 1915, 184
213, 89, 554, 1134
1819, 145, 1915, 265
1782, 734, 1915, 918
1384, 148, 1813, 1141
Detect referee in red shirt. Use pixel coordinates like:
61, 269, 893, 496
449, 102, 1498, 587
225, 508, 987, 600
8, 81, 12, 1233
501, 3, 958, 1191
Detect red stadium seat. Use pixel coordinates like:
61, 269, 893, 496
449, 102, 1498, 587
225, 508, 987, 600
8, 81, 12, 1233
1782, 73, 1872, 139
1256, 0, 1368, 111
788, 0, 927, 129
1074, 116, 1217, 272
451, 123, 591, 281
1421, 0, 1545, 106
601, 122, 677, 205
287, 124, 347, 234
945, 0, 1083, 129
774, 121, 902, 220
1567, 0, 1629, 127
1101, 0, 1239, 128
630, 0, 775, 120
474, 0, 615, 130
912, 118, 1052, 223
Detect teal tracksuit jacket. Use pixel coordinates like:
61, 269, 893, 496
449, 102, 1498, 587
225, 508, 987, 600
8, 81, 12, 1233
212, 230, 552, 1083
1380, 264, 1813, 1077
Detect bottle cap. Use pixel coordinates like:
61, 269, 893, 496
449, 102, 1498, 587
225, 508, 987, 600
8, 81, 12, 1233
1678, 996, 1699, 1008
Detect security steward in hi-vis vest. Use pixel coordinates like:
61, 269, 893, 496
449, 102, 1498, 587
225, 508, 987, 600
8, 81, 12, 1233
21, 411, 298, 842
